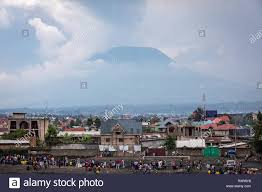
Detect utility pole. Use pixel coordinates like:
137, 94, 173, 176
202, 93, 206, 120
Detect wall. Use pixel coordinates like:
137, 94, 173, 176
101, 134, 139, 145
142, 139, 165, 148
29, 144, 99, 157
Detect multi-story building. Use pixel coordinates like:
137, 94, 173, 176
8, 112, 49, 141
99, 119, 142, 156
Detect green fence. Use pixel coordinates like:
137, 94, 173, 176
203, 146, 220, 157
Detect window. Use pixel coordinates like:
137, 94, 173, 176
106, 138, 110, 142
10, 121, 17, 129
119, 138, 124, 142
130, 128, 133, 134
31, 121, 38, 129
136, 129, 140, 134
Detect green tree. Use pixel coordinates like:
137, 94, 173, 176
45, 124, 59, 146
164, 135, 176, 152
86, 118, 93, 126
1, 129, 27, 140
253, 112, 262, 153
94, 117, 101, 128
81, 134, 92, 143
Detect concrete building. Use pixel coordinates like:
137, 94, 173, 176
8, 112, 49, 141
99, 119, 142, 156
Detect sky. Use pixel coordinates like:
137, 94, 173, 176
0, 0, 262, 108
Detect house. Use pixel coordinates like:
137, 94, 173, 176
7, 112, 49, 141
57, 127, 100, 143
99, 119, 142, 156
213, 124, 236, 137
199, 121, 236, 138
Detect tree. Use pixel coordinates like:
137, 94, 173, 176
86, 118, 93, 126
81, 134, 92, 143
190, 107, 205, 121
45, 124, 59, 146
94, 117, 101, 128
164, 135, 176, 152
253, 111, 262, 154
1, 129, 27, 140
46, 124, 58, 137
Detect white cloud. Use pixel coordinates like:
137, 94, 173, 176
29, 18, 66, 58
0, 8, 13, 28
0, 0, 112, 107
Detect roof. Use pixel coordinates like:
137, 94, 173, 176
64, 127, 86, 132
200, 123, 236, 130
213, 116, 230, 124
200, 123, 217, 130
214, 124, 236, 130
100, 119, 142, 134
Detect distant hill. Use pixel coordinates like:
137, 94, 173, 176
1, 102, 262, 116
90, 46, 173, 66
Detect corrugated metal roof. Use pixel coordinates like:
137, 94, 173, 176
101, 119, 142, 134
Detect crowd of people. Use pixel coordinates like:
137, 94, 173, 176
0, 154, 259, 174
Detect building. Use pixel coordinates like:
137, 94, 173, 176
0, 118, 8, 136
57, 127, 100, 144
99, 119, 142, 156
229, 126, 252, 139
8, 112, 49, 141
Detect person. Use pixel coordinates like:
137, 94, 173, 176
121, 159, 125, 168
96, 166, 101, 174
171, 160, 176, 170
116, 160, 120, 169
85, 161, 89, 172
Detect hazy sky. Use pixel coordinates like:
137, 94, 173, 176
0, 0, 262, 108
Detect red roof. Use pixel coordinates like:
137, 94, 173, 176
200, 123, 217, 130
213, 116, 230, 124
64, 128, 85, 132
214, 124, 236, 130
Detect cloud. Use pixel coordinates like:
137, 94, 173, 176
0, 0, 111, 107
28, 18, 66, 58
0, 8, 13, 28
